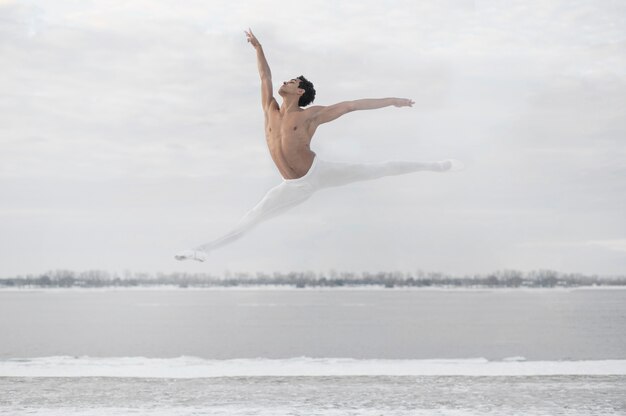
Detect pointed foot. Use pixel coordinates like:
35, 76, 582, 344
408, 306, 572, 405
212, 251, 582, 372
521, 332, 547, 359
174, 250, 208, 262
440, 159, 465, 172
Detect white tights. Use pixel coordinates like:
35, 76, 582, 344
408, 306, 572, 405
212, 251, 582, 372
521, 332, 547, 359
181, 156, 459, 259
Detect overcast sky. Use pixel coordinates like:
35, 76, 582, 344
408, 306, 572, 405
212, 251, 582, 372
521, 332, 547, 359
0, 0, 624, 278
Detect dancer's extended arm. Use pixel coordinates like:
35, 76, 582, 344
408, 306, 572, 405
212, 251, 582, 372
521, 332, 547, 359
309, 98, 414, 125
245, 28, 277, 111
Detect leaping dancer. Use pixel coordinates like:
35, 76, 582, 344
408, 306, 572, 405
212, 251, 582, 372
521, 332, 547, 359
175, 29, 463, 262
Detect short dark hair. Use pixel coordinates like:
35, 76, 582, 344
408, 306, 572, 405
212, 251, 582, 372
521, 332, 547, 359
297, 75, 316, 107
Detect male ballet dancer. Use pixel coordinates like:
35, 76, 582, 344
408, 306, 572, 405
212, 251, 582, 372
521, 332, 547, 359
175, 29, 463, 262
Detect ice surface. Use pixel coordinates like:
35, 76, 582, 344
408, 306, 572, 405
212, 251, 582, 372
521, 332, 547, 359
1, 374, 625, 416
2, 356, 626, 378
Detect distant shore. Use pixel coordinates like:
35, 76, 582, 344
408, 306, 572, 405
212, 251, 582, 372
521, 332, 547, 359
2, 284, 626, 291
2, 268, 624, 290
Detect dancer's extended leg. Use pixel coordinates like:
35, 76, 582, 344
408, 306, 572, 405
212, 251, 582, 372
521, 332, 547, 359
175, 181, 315, 261
312, 158, 463, 190
175, 157, 463, 261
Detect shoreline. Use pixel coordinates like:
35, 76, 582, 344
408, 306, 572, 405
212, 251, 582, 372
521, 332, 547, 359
1, 284, 626, 292
2, 356, 626, 377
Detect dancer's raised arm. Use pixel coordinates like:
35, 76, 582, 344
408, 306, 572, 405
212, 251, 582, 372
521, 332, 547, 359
245, 28, 277, 111
309, 97, 415, 126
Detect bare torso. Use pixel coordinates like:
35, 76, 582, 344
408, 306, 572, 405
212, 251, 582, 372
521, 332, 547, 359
265, 104, 318, 179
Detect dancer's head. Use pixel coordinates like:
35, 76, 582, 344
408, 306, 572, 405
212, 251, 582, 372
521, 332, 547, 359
278, 75, 316, 107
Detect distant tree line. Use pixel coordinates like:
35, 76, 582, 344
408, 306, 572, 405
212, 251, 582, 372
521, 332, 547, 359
0, 268, 625, 288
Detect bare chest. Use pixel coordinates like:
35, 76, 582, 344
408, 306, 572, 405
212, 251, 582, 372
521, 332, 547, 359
265, 112, 313, 148
264, 110, 317, 179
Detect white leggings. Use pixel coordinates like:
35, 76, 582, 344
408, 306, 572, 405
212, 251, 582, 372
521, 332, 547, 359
194, 156, 447, 254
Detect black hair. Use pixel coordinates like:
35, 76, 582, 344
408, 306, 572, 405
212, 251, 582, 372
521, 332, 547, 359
297, 75, 316, 107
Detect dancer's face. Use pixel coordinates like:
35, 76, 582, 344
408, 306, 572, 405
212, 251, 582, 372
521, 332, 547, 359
278, 78, 304, 97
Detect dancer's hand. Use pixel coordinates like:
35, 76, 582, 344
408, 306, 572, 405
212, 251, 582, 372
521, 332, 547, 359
245, 28, 261, 49
392, 98, 415, 107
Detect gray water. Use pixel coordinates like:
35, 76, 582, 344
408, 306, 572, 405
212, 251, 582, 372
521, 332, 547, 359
1, 288, 625, 359
2, 288, 626, 416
